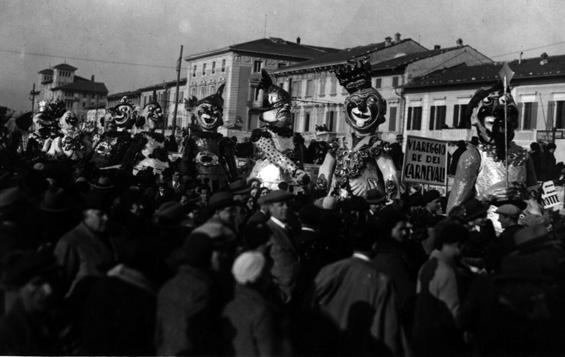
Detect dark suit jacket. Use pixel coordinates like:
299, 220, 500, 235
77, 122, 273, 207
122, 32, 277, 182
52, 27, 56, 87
266, 219, 300, 304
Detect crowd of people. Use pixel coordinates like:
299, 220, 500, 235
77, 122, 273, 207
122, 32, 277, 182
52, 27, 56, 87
1, 134, 565, 356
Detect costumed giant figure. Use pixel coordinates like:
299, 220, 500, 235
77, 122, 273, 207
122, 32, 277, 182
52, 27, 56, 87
248, 69, 308, 188
27, 100, 65, 159
122, 96, 170, 177
180, 84, 238, 190
447, 82, 537, 211
318, 60, 399, 199
91, 97, 134, 169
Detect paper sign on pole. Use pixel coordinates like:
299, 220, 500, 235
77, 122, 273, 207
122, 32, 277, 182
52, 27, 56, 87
541, 181, 561, 209
402, 135, 448, 186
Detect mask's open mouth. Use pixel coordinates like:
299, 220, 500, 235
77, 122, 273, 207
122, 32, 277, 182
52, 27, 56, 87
201, 114, 216, 125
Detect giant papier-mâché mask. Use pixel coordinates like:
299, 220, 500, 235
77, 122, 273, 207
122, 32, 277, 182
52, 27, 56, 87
334, 60, 386, 134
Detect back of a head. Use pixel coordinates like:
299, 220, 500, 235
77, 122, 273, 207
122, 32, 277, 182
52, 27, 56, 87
433, 219, 468, 250
351, 222, 378, 253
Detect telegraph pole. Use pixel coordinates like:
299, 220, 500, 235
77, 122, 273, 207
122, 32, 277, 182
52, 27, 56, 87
172, 45, 184, 137
29, 83, 40, 113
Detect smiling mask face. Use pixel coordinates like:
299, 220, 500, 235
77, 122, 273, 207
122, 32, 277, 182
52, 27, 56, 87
345, 87, 386, 134
196, 102, 223, 131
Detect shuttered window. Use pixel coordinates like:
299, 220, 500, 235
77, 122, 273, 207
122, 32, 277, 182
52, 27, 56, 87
407, 106, 422, 130
388, 106, 397, 131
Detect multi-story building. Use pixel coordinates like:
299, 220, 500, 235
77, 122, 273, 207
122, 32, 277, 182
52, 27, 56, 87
403, 52, 565, 152
273, 35, 492, 144
37, 63, 108, 119
184, 37, 339, 139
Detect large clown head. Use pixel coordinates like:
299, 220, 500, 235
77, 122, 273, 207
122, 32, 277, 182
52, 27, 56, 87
141, 98, 164, 131
185, 84, 225, 132
469, 82, 518, 160
334, 60, 386, 135
258, 69, 292, 129
110, 96, 135, 131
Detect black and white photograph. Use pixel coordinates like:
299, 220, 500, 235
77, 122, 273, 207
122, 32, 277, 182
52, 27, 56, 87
1, 0, 565, 355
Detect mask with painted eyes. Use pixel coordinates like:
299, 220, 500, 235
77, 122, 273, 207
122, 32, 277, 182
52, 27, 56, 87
344, 87, 386, 134
475, 89, 518, 146
186, 84, 225, 132
258, 69, 293, 128
112, 97, 135, 129
334, 60, 387, 135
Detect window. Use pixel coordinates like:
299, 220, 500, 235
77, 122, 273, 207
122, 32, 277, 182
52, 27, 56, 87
192, 65, 197, 77
453, 104, 468, 128
407, 106, 422, 130
304, 112, 311, 132
554, 101, 565, 129
202, 63, 207, 76
179, 91, 184, 102
212, 61, 216, 74
374, 77, 382, 89
520, 102, 538, 130
200, 86, 206, 98
392, 76, 399, 88
253, 60, 263, 73
329, 77, 337, 96
291, 81, 302, 98
209, 85, 215, 95
388, 106, 397, 131
190, 87, 196, 97
319, 77, 326, 96
326, 111, 335, 132
306, 80, 314, 97
278, 62, 286, 69
254, 87, 261, 101
221, 59, 226, 72
429, 105, 447, 130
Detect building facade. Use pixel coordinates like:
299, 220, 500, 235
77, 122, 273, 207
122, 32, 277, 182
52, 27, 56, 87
402, 53, 565, 149
37, 63, 108, 119
273, 35, 492, 145
184, 37, 339, 139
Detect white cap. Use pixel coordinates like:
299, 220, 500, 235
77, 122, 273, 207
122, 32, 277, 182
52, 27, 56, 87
232, 251, 265, 285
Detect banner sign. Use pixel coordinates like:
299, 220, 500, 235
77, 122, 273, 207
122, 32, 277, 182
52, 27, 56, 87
541, 181, 561, 209
402, 135, 448, 186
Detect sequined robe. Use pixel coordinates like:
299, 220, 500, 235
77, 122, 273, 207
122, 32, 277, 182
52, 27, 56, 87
447, 142, 536, 211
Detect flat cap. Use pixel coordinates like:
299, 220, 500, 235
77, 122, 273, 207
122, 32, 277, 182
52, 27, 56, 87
495, 204, 522, 217
258, 190, 293, 205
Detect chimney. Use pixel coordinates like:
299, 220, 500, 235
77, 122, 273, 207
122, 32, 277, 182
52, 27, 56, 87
296, 36, 301, 45
519, 51, 523, 64
91, 75, 95, 82
394, 32, 401, 43
385, 36, 392, 47
434, 45, 441, 50
456, 38, 463, 47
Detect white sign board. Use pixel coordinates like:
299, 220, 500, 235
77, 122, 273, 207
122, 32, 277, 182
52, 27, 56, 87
402, 135, 448, 186
541, 181, 561, 209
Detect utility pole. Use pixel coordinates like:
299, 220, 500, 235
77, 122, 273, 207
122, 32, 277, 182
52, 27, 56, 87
29, 83, 40, 113
172, 45, 184, 137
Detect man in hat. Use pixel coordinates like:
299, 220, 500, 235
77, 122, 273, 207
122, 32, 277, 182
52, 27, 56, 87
221, 251, 290, 356
54, 190, 119, 296
423, 189, 442, 218
366, 188, 387, 219
0, 250, 61, 355
485, 202, 525, 272
260, 190, 300, 304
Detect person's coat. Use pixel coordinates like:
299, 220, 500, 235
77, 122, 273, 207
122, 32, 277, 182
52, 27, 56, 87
266, 219, 300, 304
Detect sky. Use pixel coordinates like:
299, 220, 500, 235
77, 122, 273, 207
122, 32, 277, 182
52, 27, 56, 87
1, 0, 564, 111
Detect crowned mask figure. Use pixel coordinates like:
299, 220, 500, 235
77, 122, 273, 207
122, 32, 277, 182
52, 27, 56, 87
318, 60, 399, 199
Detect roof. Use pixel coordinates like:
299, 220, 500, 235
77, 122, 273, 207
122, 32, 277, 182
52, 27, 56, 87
137, 78, 188, 92
53, 63, 77, 71
185, 37, 339, 62
52, 75, 108, 94
405, 53, 565, 90
38, 68, 53, 75
107, 90, 141, 100
273, 39, 423, 74
371, 45, 482, 72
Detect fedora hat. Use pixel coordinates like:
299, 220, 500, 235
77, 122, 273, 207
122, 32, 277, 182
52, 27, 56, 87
90, 175, 115, 191
464, 198, 489, 220
208, 191, 237, 211
365, 189, 386, 204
